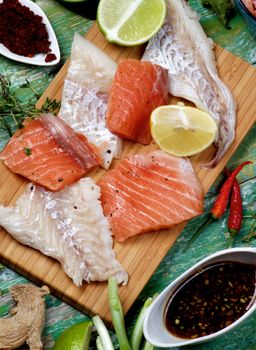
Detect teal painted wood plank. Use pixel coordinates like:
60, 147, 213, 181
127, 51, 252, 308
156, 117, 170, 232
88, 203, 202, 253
189, 0, 256, 66
0, 1, 256, 349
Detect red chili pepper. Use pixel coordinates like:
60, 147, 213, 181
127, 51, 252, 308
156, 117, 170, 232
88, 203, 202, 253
228, 180, 243, 236
211, 161, 252, 219
184, 161, 252, 251
225, 168, 243, 236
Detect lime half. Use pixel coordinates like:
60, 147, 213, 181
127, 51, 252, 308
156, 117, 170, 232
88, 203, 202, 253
52, 321, 93, 350
97, 0, 166, 46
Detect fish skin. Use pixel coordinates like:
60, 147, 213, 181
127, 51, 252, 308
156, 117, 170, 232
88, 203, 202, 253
0, 114, 100, 191
106, 58, 169, 145
0, 178, 128, 285
98, 150, 204, 241
142, 0, 236, 167
59, 33, 122, 169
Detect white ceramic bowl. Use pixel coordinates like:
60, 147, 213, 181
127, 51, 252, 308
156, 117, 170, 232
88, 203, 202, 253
0, 0, 60, 66
143, 247, 256, 348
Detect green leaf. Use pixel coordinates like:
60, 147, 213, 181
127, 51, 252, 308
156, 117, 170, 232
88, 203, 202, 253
24, 147, 32, 156
200, 0, 235, 27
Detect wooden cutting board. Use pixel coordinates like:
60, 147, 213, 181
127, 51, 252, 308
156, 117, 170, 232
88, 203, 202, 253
0, 23, 256, 323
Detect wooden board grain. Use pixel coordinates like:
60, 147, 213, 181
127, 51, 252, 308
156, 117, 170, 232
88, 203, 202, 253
0, 23, 256, 323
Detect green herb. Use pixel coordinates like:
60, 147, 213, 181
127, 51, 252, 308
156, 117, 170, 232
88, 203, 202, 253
0, 75, 61, 151
200, 0, 235, 27
24, 147, 32, 156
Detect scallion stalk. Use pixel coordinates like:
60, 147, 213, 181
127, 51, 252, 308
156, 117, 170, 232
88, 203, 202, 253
92, 315, 114, 350
129, 297, 154, 350
108, 276, 131, 350
96, 336, 104, 350
142, 341, 155, 350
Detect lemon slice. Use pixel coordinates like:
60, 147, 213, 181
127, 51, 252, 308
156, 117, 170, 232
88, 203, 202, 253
150, 105, 218, 157
52, 321, 93, 350
97, 0, 166, 46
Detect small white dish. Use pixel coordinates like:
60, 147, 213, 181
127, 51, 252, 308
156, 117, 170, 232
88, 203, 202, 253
143, 247, 256, 348
0, 0, 60, 66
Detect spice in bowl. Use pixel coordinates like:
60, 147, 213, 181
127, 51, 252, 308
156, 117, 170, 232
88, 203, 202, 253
0, 0, 56, 62
164, 261, 256, 339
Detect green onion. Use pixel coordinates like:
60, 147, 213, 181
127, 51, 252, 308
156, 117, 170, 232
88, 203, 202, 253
108, 276, 131, 350
130, 297, 155, 350
142, 341, 155, 350
92, 315, 114, 350
96, 336, 104, 350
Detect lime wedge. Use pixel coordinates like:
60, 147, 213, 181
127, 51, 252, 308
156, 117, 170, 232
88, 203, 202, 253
97, 0, 166, 46
52, 321, 93, 350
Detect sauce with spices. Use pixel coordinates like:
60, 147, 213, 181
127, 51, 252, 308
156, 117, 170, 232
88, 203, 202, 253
164, 261, 256, 339
0, 0, 54, 61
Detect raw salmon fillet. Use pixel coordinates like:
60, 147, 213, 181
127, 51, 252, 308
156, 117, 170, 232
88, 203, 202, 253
98, 150, 204, 241
106, 58, 168, 144
0, 114, 100, 191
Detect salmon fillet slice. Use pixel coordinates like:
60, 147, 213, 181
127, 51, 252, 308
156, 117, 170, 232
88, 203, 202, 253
98, 150, 204, 241
0, 114, 100, 191
106, 58, 169, 144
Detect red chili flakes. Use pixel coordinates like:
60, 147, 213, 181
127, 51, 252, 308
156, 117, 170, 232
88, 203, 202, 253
45, 52, 57, 63
0, 0, 52, 59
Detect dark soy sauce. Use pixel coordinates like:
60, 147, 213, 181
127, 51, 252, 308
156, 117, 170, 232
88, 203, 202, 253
165, 261, 256, 339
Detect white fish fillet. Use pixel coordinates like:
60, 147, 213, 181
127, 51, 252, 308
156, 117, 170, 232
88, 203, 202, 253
142, 0, 236, 167
0, 178, 128, 286
59, 33, 122, 169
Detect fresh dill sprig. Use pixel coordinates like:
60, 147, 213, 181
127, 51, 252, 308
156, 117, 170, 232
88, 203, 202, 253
0, 74, 61, 150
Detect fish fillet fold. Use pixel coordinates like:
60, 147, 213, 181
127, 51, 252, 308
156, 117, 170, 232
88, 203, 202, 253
59, 33, 122, 169
142, 0, 236, 167
0, 178, 128, 285
98, 150, 204, 241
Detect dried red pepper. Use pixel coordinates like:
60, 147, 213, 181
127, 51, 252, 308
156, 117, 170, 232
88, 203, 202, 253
225, 168, 243, 236
228, 179, 243, 236
0, 0, 51, 58
211, 161, 252, 219
184, 161, 252, 251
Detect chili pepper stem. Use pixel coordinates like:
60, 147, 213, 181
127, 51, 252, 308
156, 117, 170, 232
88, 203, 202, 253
183, 216, 214, 252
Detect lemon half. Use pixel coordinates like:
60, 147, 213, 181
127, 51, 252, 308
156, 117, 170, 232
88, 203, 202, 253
150, 105, 218, 157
